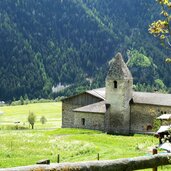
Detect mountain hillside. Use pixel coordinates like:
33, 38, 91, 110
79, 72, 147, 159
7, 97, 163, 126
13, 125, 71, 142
0, 0, 170, 101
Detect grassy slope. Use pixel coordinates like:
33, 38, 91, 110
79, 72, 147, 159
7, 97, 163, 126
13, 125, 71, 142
0, 102, 62, 129
0, 129, 157, 168
0, 103, 170, 170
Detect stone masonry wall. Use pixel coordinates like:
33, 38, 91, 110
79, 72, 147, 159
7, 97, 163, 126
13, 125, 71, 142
74, 112, 104, 131
62, 93, 102, 128
62, 102, 81, 128
105, 79, 132, 134
130, 103, 171, 133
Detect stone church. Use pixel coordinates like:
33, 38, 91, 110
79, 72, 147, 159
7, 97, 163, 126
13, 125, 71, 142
62, 53, 171, 134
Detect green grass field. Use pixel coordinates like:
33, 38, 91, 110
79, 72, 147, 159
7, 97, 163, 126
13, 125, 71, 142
0, 102, 171, 170
0, 102, 62, 129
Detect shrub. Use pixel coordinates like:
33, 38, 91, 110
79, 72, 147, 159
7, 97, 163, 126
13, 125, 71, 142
40, 116, 47, 124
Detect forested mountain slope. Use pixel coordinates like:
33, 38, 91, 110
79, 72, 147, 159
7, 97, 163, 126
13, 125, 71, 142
0, 0, 170, 101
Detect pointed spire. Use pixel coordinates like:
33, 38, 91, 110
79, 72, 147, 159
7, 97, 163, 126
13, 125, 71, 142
107, 53, 132, 80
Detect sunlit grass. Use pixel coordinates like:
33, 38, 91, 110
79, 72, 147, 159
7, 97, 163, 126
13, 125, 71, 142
0, 102, 61, 129
0, 103, 171, 170
0, 128, 158, 168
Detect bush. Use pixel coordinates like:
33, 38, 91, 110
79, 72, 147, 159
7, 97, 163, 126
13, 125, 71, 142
40, 116, 47, 124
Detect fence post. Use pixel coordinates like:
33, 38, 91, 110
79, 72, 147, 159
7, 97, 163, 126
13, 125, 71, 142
97, 153, 100, 160
152, 148, 158, 171
57, 154, 60, 163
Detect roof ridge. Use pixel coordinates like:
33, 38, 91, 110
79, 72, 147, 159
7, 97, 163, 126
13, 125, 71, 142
92, 89, 105, 100
73, 101, 106, 114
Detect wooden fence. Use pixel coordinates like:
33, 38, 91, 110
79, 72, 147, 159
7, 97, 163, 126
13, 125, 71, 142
1, 153, 171, 171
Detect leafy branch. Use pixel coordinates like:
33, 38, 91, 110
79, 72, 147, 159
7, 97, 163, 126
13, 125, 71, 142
149, 0, 171, 62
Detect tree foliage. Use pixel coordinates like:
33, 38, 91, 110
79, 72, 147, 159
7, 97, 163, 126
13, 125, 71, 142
28, 112, 36, 129
149, 0, 171, 62
127, 49, 151, 68
40, 116, 47, 125
0, 0, 170, 101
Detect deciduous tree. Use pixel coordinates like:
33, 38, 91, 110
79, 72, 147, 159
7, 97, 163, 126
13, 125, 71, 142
149, 0, 171, 62
28, 112, 36, 129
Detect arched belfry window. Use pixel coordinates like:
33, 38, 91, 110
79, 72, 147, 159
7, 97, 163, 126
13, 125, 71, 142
114, 81, 117, 88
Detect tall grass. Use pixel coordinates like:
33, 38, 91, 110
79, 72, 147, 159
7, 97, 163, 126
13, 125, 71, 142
0, 129, 158, 168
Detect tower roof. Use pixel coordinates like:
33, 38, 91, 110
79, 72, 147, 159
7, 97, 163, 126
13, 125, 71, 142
107, 53, 132, 80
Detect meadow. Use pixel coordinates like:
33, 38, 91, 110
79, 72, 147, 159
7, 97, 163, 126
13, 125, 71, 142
0, 102, 171, 170
0, 102, 62, 130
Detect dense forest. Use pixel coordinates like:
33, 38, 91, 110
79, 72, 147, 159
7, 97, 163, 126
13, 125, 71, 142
0, 0, 170, 101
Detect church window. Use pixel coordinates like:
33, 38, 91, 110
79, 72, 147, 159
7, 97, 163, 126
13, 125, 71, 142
114, 81, 117, 88
81, 118, 85, 126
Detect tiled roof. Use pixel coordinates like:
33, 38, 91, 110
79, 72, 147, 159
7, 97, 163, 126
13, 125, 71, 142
73, 90, 171, 114
133, 92, 171, 107
63, 86, 171, 107
61, 87, 105, 101
73, 101, 106, 114
86, 87, 105, 100
86, 89, 171, 107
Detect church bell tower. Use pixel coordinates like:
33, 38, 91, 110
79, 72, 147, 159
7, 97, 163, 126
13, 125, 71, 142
105, 53, 133, 135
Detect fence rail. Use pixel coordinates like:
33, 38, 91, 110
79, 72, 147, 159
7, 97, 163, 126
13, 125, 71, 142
1, 153, 171, 171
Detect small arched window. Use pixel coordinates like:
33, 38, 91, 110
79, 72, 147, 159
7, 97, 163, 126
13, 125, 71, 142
114, 81, 117, 88
147, 125, 152, 131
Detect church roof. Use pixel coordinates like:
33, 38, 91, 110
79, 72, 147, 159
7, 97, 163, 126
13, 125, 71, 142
106, 53, 132, 80
74, 90, 171, 113
73, 89, 171, 114
133, 92, 171, 107
63, 85, 171, 107
61, 87, 105, 101
73, 101, 106, 114
86, 88, 171, 107
74, 86, 171, 107
86, 87, 105, 100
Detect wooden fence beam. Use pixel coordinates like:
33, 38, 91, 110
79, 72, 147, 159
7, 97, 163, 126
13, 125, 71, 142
1, 153, 171, 171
